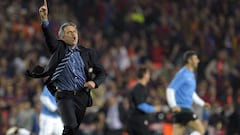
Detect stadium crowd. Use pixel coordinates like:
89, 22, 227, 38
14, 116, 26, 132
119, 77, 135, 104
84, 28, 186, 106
1, 0, 240, 135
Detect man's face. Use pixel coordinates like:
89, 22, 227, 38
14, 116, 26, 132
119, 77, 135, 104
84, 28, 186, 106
62, 25, 78, 47
144, 70, 151, 83
189, 54, 200, 70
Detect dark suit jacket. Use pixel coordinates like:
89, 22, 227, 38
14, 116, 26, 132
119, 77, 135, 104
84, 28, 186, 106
27, 23, 106, 93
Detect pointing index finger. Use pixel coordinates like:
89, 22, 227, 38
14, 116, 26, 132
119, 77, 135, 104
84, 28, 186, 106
44, 0, 47, 6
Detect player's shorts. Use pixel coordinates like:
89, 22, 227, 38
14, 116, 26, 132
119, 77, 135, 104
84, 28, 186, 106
172, 108, 198, 125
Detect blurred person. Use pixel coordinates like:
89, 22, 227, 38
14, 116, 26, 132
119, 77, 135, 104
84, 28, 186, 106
111, 38, 131, 72
166, 50, 211, 135
127, 66, 161, 135
99, 92, 129, 135
195, 80, 211, 132
26, 0, 106, 135
226, 88, 240, 135
205, 49, 230, 102
39, 85, 63, 135
16, 100, 35, 132
229, 51, 240, 94
150, 39, 165, 68
207, 104, 225, 135
78, 111, 98, 135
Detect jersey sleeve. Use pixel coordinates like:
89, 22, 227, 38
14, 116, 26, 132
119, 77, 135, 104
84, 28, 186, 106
168, 73, 186, 92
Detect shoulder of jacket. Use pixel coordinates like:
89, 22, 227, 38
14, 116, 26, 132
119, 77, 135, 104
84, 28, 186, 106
57, 40, 73, 50
58, 40, 67, 47
78, 45, 95, 52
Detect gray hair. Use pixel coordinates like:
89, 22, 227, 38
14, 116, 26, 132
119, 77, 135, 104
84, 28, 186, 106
58, 22, 77, 38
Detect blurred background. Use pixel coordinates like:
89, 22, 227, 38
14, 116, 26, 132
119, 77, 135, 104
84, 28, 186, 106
1, 0, 240, 135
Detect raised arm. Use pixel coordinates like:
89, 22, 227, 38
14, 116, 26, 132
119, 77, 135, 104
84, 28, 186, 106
39, 0, 58, 53
39, 0, 48, 22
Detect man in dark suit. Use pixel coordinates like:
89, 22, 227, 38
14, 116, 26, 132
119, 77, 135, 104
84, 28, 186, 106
27, 0, 106, 135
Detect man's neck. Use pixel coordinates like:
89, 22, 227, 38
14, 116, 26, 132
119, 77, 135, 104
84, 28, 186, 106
71, 44, 77, 49
185, 64, 194, 72
138, 79, 147, 86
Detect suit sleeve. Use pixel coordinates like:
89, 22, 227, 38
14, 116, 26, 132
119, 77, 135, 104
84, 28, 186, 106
41, 22, 59, 53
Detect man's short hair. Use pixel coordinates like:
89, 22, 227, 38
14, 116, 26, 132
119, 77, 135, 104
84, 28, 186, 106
137, 66, 148, 79
58, 22, 77, 38
183, 50, 197, 64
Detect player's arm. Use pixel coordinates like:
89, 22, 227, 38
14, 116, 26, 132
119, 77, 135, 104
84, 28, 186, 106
137, 103, 161, 113
166, 88, 180, 112
166, 87, 177, 107
39, 0, 58, 53
40, 95, 57, 112
192, 92, 211, 109
192, 92, 205, 106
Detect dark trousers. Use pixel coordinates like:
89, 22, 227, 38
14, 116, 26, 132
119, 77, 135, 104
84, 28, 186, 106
127, 115, 150, 135
105, 129, 123, 135
55, 90, 89, 135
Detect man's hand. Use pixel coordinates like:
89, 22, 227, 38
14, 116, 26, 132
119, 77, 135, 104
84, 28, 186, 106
54, 109, 61, 115
203, 103, 211, 109
39, 0, 48, 21
84, 81, 96, 89
171, 106, 181, 113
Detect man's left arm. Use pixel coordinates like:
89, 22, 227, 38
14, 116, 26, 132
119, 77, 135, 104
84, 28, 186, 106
192, 92, 211, 109
85, 49, 106, 88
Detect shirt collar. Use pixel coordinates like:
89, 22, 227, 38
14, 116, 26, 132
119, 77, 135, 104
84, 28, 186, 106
67, 45, 80, 52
